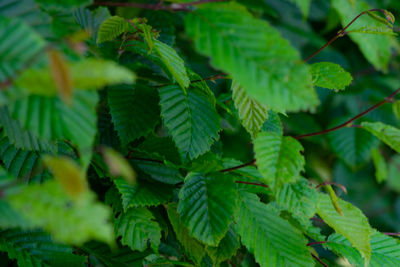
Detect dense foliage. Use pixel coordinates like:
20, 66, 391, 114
1, 0, 400, 266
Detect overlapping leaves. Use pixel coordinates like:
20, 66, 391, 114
159, 85, 220, 161
185, 3, 319, 113
254, 131, 305, 189
177, 172, 238, 246
235, 192, 314, 267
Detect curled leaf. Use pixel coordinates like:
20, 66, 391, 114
325, 185, 343, 216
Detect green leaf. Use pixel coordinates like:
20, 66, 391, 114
371, 148, 387, 183
392, 100, 400, 120
153, 40, 190, 90
361, 122, 400, 154
254, 131, 305, 189
9, 91, 98, 166
316, 193, 372, 262
261, 110, 283, 136
0, 16, 46, 83
114, 207, 161, 252
328, 123, 379, 167
177, 172, 238, 246
134, 159, 183, 185
15, 58, 136, 95
82, 241, 152, 267
108, 84, 160, 145
0, 200, 30, 229
114, 178, 173, 211
97, 15, 130, 43
0, 107, 54, 152
231, 80, 269, 138
332, 0, 394, 72
188, 70, 216, 105
275, 178, 318, 228
0, 0, 52, 36
7, 180, 113, 245
206, 225, 240, 266
235, 192, 314, 267
310, 62, 353, 90
327, 231, 400, 267
0, 133, 48, 182
0, 229, 86, 267
159, 85, 220, 161
185, 3, 319, 113
167, 204, 206, 265
74, 7, 110, 39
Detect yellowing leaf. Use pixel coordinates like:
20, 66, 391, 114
43, 156, 87, 199
103, 147, 136, 184
317, 193, 372, 263
48, 50, 73, 103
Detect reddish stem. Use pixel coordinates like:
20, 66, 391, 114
234, 180, 269, 188
294, 87, 400, 139
383, 232, 400, 236
93, 0, 226, 11
304, 9, 387, 62
311, 253, 328, 267
220, 159, 256, 172
307, 241, 327, 246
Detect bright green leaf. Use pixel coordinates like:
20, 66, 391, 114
185, 3, 319, 113
332, 0, 394, 72
15, 59, 136, 95
361, 122, 400, 154
328, 231, 400, 267
153, 40, 190, 90
316, 193, 372, 262
7, 180, 113, 245
97, 15, 130, 43
231, 80, 269, 138
235, 192, 314, 267
310, 62, 353, 90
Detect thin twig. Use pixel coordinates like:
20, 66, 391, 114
218, 88, 400, 173
93, 0, 226, 11
311, 253, 328, 267
220, 159, 256, 172
383, 232, 400, 237
303, 9, 387, 62
307, 241, 328, 246
294, 87, 400, 139
234, 180, 269, 188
